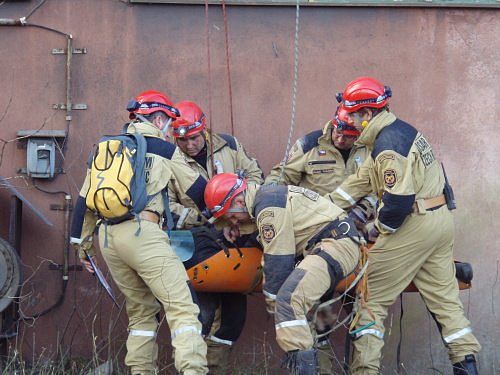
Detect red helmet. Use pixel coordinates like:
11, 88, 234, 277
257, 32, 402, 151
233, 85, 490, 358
332, 106, 360, 136
205, 173, 248, 219
127, 90, 180, 120
336, 77, 392, 113
171, 101, 206, 138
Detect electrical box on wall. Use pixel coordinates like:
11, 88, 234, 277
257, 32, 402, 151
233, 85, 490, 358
16, 130, 67, 179
26, 138, 56, 178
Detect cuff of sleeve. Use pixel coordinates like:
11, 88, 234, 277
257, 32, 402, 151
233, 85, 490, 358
375, 219, 397, 234
70, 237, 82, 245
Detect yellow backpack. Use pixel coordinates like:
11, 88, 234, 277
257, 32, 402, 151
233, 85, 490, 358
85, 133, 147, 223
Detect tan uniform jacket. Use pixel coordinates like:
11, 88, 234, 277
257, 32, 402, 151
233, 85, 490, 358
244, 184, 345, 301
169, 133, 264, 229
70, 121, 207, 257
327, 111, 446, 234
265, 121, 369, 196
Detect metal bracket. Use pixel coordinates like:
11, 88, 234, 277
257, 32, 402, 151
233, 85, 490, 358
50, 204, 72, 211
51, 48, 87, 55
52, 104, 87, 110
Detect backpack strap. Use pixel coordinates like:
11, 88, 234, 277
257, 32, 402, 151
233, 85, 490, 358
162, 188, 174, 235
129, 132, 148, 217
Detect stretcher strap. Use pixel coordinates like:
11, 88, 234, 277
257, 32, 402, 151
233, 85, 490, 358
349, 244, 376, 337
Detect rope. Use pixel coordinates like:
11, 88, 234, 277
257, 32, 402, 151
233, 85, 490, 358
277, 0, 300, 184
349, 244, 376, 334
221, 0, 235, 136
204, 0, 216, 175
312, 260, 369, 339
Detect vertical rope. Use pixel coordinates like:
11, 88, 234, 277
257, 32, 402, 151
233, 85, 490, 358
205, 0, 216, 175
221, 0, 235, 136
278, 0, 300, 184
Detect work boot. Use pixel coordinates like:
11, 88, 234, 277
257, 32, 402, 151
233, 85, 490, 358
206, 339, 232, 374
453, 354, 479, 375
284, 349, 318, 375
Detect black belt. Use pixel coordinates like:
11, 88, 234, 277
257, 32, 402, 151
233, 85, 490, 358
306, 216, 360, 250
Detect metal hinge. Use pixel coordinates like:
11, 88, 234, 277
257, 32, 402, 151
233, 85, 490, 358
51, 48, 87, 55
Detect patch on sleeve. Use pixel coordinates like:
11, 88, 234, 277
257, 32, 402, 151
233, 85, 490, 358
378, 154, 395, 163
257, 210, 274, 224
260, 224, 276, 243
303, 189, 319, 201
383, 169, 397, 188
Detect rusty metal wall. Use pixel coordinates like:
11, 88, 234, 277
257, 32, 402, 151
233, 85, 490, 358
0, 0, 498, 373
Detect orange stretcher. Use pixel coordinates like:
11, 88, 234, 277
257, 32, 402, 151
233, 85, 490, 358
186, 247, 472, 294
187, 247, 263, 294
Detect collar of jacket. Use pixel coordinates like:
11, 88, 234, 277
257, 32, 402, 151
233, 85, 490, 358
206, 133, 229, 154
318, 120, 365, 153
178, 133, 229, 163
357, 110, 397, 148
126, 121, 164, 138
244, 184, 260, 220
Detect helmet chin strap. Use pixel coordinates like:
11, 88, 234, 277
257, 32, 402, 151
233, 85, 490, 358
135, 113, 153, 125
135, 114, 172, 137
160, 117, 173, 137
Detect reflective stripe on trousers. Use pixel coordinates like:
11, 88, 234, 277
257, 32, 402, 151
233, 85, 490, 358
444, 327, 472, 343
276, 319, 308, 330
208, 335, 233, 346
172, 325, 202, 339
129, 329, 156, 337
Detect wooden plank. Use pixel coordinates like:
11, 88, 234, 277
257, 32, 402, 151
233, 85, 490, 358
130, 0, 500, 7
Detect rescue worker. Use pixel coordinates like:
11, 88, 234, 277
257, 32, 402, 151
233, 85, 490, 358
168, 101, 264, 374
265, 106, 368, 196
266, 107, 377, 373
327, 77, 481, 374
168, 101, 263, 229
70, 90, 208, 375
205, 173, 362, 374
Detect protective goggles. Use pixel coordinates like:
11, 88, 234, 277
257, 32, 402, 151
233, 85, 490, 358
126, 100, 180, 117
172, 114, 206, 137
210, 177, 244, 215
336, 86, 392, 107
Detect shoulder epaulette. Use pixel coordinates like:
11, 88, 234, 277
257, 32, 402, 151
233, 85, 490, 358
145, 137, 176, 160
298, 130, 322, 153
218, 133, 238, 151
372, 119, 417, 159
253, 185, 288, 217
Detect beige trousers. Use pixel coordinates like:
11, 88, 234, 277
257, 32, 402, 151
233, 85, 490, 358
350, 206, 481, 374
99, 219, 208, 375
274, 237, 360, 353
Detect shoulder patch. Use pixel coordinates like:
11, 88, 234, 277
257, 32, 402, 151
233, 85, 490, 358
298, 130, 322, 154
377, 154, 395, 163
257, 210, 274, 224
253, 185, 288, 217
383, 169, 397, 188
372, 119, 418, 159
218, 133, 237, 151
260, 223, 276, 243
146, 137, 176, 160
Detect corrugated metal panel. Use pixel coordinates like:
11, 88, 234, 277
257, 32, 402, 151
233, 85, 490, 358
130, 0, 500, 7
